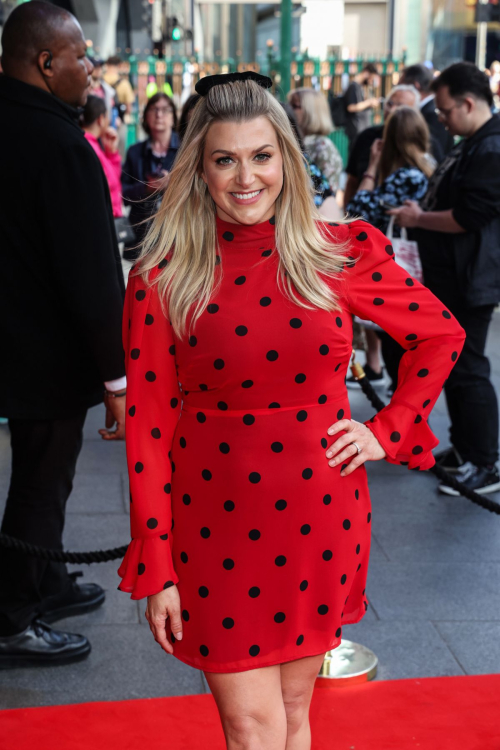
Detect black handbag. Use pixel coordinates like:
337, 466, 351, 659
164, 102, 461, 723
114, 216, 136, 247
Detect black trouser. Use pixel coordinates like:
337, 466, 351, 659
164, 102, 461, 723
377, 330, 405, 390
0, 411, 87, 636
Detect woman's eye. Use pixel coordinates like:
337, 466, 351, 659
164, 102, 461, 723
216, 157, 233, 166
255, 153, 271, 162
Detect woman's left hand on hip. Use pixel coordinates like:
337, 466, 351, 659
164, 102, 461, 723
325, 418, 386, 476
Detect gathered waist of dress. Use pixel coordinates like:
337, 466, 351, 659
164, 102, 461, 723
181, 393, 348, 417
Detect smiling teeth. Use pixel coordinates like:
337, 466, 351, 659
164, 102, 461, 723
232, 190, 261, 200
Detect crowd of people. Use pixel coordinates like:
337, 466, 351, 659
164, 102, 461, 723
0, 0, 498, 692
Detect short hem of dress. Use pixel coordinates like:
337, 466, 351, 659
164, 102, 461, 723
169, 608, 368, 674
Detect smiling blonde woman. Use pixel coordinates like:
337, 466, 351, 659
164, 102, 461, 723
117, 72, 465, 749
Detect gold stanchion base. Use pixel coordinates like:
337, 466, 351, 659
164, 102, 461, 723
316, 640, 378, 688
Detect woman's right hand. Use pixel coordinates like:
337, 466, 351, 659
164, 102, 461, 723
145, 585, 183, 655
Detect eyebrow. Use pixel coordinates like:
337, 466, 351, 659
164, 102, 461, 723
210, 144, 275, 156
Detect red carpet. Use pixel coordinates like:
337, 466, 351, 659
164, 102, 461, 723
1, 674, 499, 749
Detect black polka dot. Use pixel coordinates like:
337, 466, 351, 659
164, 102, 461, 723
249, 586, 260, 597
180, 552, 188, 563
290, 318, 302, 328
323, 550, 333, 561
385, 244, 394, 256
412, 445, 423, 455
343, 519, 351, 530
158, 258, 168, 269
135, 290, 146, 301
189, 335, 197, 347
417, 369, 429, 378
340, 574, 347, 585
249, 472, 261, 484
318, 604, 329, 615
224, 500, 235, 512
146, 517, 158, 530
296, 410, 308, 422
182, 493, 191, 505
271, 442, 283, 453
200, 645, 209, 656
248, 529, 261, 541
319, 344, 329, 355
296, 634, 304, 646
163, 580, 174, 588
235, 276, 246, 287
355, 489, 359, 500
169, 345, 175, 356
269, 402, 280, 408
138, 563, 145, 575
243, 414, 255, 426
337, 409, 345, 420
164, 483, 171, 494
199, 383, 208, 391
423, 399, 431, 408
179, 437, 186, 449
275, 499, 287, 511
356, 544, 361, 554
135, 462, 144, 473
249, 645, 260, 657
222, 231, 234, 241
262, 249, 272, 257
196, 411, 206, 423
373, 298, 384, 306
241, 379, 253, 388
451, 351, 458, 362
269, 216, 275, 225
130, 348, 140, 360
335, 627, 342, 638
219, 442, 230, 454
200, 527, 211, 538
202, 469, 212, 481
409, 303, 419, 311
405, 278, 414, 286
235, 325, 248, 336
274, 612, 286, 623
145, 371, 156, 382
266, 350, 279, 361
372, 272, 382, 282
356, 231, 368, 241
170, 398, 178, 408
223, 558, 234, 570
275, 555, 287, 566
442, 310, 452, 319
323, 494, 332, 505
295, 373, 306, 383
335, 317, 343, 328
300, 524, 311, 535
302, 468, 313, 480
414, 414, 422, 424
405, 333, 417, 341
214, 358, 225, 369
367, 512, 372, 523
145, 314, 154, 326
390, 431, 401, 442
300, 580, 309, 591
182, 609, 190, 622
128, 405, 136, 417
199, 586, 209, 597
318, 395, 327, 404
321, 437, 328, 449
222, 617, 234, 629
215, 255, 221, 266
260, 297, 271, 307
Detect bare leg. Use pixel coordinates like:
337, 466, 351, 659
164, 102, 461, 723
365, 329, 382, 373
205, 665, 287, 750
280, 652, 326, 750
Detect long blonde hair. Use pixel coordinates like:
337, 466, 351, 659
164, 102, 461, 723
136, 79, 350, 339
378, 106, 434, 184
288, 88, 334, 136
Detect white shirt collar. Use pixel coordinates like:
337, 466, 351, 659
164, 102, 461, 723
419, 94, 435, 109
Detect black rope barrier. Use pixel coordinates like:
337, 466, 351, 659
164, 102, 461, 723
0, 353, 497, 565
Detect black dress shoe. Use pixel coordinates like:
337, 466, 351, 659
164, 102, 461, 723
0, 619, 90, 669
41, 571, 105, 624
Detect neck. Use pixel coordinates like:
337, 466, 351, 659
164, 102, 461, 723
151, 130, 171, 149
85, 124, 102, 138
4, 67, 52, 96
466, 108, 493, 138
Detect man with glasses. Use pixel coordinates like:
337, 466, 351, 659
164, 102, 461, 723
389, 62, 500, 495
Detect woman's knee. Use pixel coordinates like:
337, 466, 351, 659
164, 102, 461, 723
282, 691, 310, 732
223, 709, 286, 748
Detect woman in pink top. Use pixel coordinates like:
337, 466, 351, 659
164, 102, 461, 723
81, 95, 123, 217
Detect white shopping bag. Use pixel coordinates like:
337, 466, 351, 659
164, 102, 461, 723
386, 216, 423, 283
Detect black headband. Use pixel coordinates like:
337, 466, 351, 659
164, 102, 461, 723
195, 71, 273, 97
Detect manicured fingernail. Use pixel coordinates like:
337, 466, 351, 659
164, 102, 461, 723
328, 428, 334, 435
177, 633, 183, 640
326, 451, 332, 458
340, 471, 345, 477
329, 460, 336, 466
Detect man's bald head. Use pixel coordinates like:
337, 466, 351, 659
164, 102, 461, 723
1, 1, 72, 72
1, 1, 93, 108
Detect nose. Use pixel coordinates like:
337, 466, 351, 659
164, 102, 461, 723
236, 160, 255, 188
86, 57, 94, 75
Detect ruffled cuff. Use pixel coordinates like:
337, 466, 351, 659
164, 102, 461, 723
364, 400, 438, 471
117, 535, 179, 600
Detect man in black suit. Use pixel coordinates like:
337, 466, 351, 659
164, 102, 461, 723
399, 63, 455, 158
0, 1, 126, 668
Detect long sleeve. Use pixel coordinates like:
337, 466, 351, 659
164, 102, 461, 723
118, 267, 182, 599
343, 220, 466, 470
121, 146, 147, 203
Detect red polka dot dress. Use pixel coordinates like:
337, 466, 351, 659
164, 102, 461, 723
118, 217, 465, 673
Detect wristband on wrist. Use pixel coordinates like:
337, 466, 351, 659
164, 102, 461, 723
104, 389, 127, 398
362, 173, 376, 182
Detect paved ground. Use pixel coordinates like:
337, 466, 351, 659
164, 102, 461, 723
1, 313, 499, 710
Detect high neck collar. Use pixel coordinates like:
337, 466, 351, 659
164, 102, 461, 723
216, 214, 276, 246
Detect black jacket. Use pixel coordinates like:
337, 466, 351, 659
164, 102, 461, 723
0, 76, 125, 419
421, 98, 455, 158
417, 115, 500, 308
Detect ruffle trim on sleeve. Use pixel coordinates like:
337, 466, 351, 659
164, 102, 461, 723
364, 400, 438, 471
117, 536, 179, 600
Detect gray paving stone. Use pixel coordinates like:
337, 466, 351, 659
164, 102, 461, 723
433, 621, 500, 675
341, 619, 464, 681
82, 404, 107, 442
76, 439, 127, 474
67, 473, 125, 514
0, 624, 205, 709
